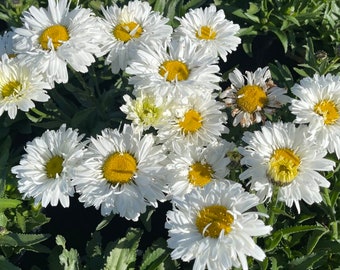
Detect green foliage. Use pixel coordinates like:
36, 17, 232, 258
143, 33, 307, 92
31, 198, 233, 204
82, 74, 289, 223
293, 38, 340, 77
150, 0, 209, 26
47, 227, 175, 270
0, 255, 21, 270
219, 0, 340, 57
140, 238, 174, 270
55, 235, 81, 270
0, 0, 45, 27
103, 228, 141, 270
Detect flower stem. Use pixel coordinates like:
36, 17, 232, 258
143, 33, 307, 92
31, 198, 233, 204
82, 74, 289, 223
268, 186, 279, 226
322, 187, 338, 240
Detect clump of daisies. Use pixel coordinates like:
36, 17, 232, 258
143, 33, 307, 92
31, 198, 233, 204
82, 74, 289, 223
290, 73, 340, 158
12, 0, 106, 85
9, 0, 340, 269
11, 125, 86, 208
239, 121, 335, 213
220, 66, 291, 127
166, 181, 272, 270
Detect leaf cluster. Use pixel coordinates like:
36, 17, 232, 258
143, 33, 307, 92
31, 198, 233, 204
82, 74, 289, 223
47, 225, 179, 270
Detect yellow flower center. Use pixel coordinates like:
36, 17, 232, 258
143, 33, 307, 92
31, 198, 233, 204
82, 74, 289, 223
1, 80, 21, 98
236, 85, 268, 113
45, 156, 64, 179
135, 97, 161, 126
314, 99, 339, 125
8, 54, 17, 59
268, 148, 300, 186
179, 109, 203, 134
102, 152, 137, 184
39, 24, 70, 50
113, 22, 143, 42
196, 26, 217, 40
196, 205, 234, 238
188, 162, 213, 187
159, 60, 190, 82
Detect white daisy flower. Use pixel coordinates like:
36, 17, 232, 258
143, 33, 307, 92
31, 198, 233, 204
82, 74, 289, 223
174, 4, 241, 62
100, 0, 173, 74
0, 59, 51, 119
72, 124, 167, 221
0, 31, 16, 59
239, 121, 335, 213
156, 92, 228, 148
220, 67, 290, 127
126, 36, 221, 98
165, 181, 272, 270
11, 124, 86, 208
165, 139, 233, 199
290, 73, 340, 158
120, 89, 171, 131
13, 0, 105, 84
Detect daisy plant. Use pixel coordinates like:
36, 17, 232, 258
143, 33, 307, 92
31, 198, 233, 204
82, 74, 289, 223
1, 0, 340, 269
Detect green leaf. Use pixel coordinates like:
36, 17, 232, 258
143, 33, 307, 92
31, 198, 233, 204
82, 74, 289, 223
86, 231, 104, 269
86, 231, 102, 258
153, 0, 166, 13
268, 61, 295, 89
257, 256, 268, 270
306, 229, 329, 255
183, 0, 208, 11
16, 211, 26, 233
330, 178, 340, 207
247, 2, 260, 15
241, 36, 254, 56
70, 107, 97, 133
165, 0, 181, 23
104, 228, 142, 270
140, 208, 155, 232
96, 214, 114, 231
269, 257, 278, 270
285, 15, 300, 26
63, 82, 95, 108
21, 243, 51, 254
271, 28, 288, 53
48, 90, 76, 118
293, 67, 313, 77
56, 235, 81, 270
289, 251, 327, 269
0, 135, 11, 197
0, 255, 20, 270
239, 26, 258, 36
140, 248, 169, 270
0, 232, 50, 247
297, 212, 316, 224
232, 8, 250, 20
316, 237, 340, 253
244, 12, 260, 23
265, 231, 283, 252
0, 199, 21, 211
278, 225, 327, 239
0, 212, 8, 228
